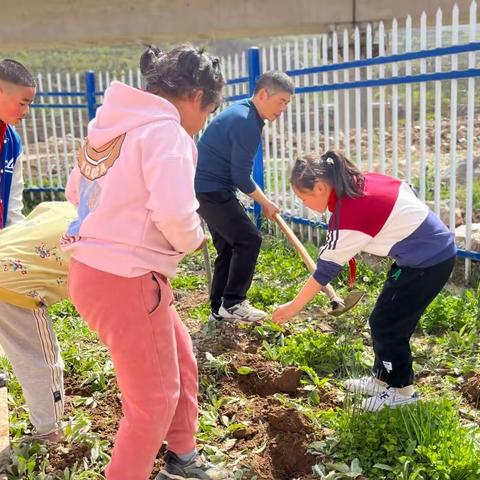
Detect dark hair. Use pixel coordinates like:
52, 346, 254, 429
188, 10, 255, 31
0, 59, 36, 88
290, 150, 365, 199
139, 44, 224, 109
253, 70, 294, 95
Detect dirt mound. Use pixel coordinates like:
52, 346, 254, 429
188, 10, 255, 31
461, 371, 480, 406
232, 352, 303, 396
217, 395, 318, 480
193, 319, 262, 355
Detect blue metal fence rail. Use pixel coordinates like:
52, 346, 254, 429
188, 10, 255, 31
26, 46, 480, 262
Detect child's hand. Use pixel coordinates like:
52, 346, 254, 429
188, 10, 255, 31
272, 301, 298, 324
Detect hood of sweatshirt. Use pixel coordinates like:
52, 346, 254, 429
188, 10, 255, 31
87, 81, 181, 148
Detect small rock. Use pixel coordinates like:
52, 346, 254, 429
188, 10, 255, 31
455, 223, 480, 251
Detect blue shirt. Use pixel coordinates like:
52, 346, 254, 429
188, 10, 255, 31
195, 99, 264, 195
0, 123, 22, 227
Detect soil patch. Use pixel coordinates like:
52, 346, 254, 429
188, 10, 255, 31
461, 371, 480, 407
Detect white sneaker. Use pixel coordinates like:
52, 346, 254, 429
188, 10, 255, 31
344, 376, 388, 396
218, 300, 267, 322
208, 312, 223, 322
361, 387, 419, 412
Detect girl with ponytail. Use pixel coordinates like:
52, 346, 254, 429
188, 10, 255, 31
272, 150, 456, 413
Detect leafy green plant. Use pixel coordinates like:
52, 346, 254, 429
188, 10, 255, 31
268, 329, 365, 377
420, 289, 479, 333
324, 399, 480, 479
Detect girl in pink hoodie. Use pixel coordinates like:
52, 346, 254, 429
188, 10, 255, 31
64, 45, 226, 480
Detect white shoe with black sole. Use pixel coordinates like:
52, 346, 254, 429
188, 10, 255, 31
361, 387, 419, 412
218, 300, 267, 322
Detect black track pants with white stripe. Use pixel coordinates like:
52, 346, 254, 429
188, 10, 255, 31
369, 255, 456, 388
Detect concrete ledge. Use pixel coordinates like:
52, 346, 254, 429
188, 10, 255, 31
0, 0, 474, 51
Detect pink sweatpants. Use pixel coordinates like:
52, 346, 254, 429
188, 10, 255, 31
68, 258, 198, 480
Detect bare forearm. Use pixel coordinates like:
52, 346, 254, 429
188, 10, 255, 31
290, 275, 324, 313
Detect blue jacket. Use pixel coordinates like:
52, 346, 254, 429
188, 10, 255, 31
195, 100, 264, 195
0, 124, 22, 227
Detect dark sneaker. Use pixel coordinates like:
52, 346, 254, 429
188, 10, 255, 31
0, 371, 8, 388
155, 451, 230, 480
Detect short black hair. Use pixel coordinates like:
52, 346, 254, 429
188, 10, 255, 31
254, 71, 294, 96
0, 59, 36, 88
140, 44, 224, 109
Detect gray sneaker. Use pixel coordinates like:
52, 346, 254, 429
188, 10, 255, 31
155, 451, 230, 480
219, 300, 266, 322
22, 428, 64, 443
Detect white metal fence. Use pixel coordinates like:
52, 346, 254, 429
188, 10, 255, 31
17, 1, 480, 279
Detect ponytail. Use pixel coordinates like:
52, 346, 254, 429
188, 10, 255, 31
139, 43, 224, 110
139, 45, 164, 76
290, 150, 364, 199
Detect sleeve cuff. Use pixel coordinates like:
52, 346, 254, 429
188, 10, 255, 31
312, 258, 343, 286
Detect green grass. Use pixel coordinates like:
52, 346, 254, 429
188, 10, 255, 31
316, 399, 480, 479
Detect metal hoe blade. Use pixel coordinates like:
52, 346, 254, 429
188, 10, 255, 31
328, 290, 365, 317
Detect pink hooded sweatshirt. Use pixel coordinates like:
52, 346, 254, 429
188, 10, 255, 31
63, 81, 204, 278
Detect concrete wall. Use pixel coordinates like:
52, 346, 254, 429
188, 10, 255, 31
1, 0, 473, 51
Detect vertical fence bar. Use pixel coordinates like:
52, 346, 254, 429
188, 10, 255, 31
277, 44, 287, 214
419, 12, 427, 201
47, 73, 62, 188
66, 73, 77, 173
20, 118, 33, 197
248, 47, 264, 229
343, 28, 351, 159
303, 38, 313, 243
285, 43, 296, 222
137, 68, 142, 88
262, 47, 271, 225
312, 37, 320, 154
354, 27, 362, 168
332, 31, 340, 151
405, 16, 413, 183
379, 22, 386, 173
322, 34, 330, 151
30, 81, 42, 198
269, 45, 279, 211
294, 39, 305, 238
85, 71, 97, 121
56, 72, 69, 184
449, 5, 459, 232
391, 19, 399, 177
37, 74, 54, 199
366, 24, 373, 171
75, 72, 85, 136
465, 1, 477, 281
434, 8, 443, 216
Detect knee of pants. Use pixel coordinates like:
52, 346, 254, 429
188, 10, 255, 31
239, 230, 262, 253
125, 390, 181, 434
